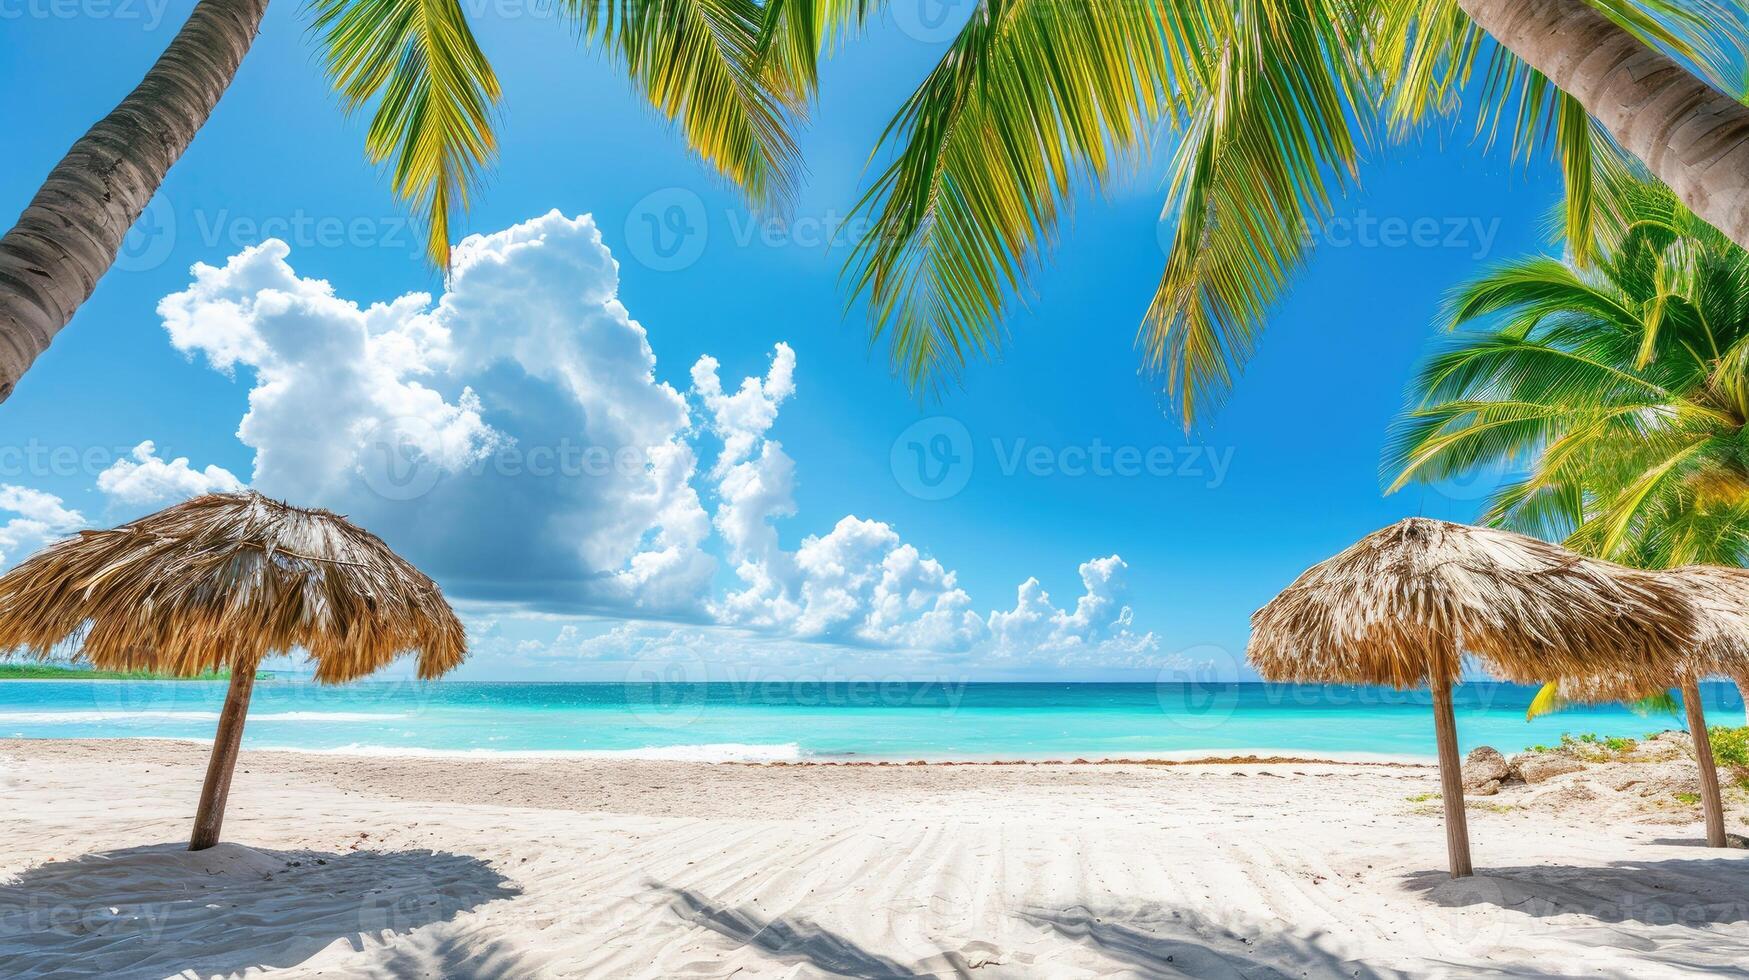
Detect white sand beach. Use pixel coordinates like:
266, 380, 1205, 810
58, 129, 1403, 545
4, 738, 1747, 979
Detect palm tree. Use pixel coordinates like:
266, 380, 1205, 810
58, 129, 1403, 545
0, 0, 832, 403
1385, 176, 1749, 723
8, 0, 1747, 414
842, 0, 1749, 426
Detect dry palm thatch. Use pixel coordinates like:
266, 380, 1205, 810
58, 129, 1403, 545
1657, 564, 1749, 848
1538, 563, 1749, 849
1517, 574, 1746, 707
1550, 566, 1749, 702
1669, 565, 1749, 683
1246, 517, 1701, 877
0, 490, 464, 681
1247, 518, 1695, 690
0, 490, 465, 850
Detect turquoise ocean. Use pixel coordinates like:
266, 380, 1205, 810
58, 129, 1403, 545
2, 680, 1743, 762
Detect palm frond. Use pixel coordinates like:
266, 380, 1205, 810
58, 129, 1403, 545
1526, 681, 1678, 720
1389, 176, 1749, 584
1482, 475, 1585, 542
1440, 255, 1641, 336
1143, 0, 1371, 426
844, 0, 1194, 393
310, 0, 501, 269
1626, 690, 1680, 718
1526, 680, 1564, 720
571, 0, 805, 214
754, 0, 878, 103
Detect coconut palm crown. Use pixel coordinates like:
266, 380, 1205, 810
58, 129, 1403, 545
1386, 178, 1749, 571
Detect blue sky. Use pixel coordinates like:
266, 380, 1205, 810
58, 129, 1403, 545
2, 1, 1563, 680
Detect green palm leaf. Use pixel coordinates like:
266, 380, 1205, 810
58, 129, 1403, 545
1392, 175, 1749, 715
842, 0, 1748, 427
572, 0, 806, 216
1526, 681, 1679, 720
843, 0, 1196, 393
1144, 0, 1370, 425
310, 0, 501, 269
754, 0, 878, 103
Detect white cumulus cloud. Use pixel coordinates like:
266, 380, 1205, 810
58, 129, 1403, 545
96, 441, 245, 506
0, 486, 85, 568
158, 210, 713, 616
159, 239, 499, 501
691, 348, 1144, 662
150, 210, 1162, 667
986, 556, 1157, 664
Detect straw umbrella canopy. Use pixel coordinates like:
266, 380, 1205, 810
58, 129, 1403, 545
1679, 565, 1749, 845
0, 491, 465, 849
1539, 564, 1749, 848
1247, 517, 1696, 877
1671, 565, 1749, 684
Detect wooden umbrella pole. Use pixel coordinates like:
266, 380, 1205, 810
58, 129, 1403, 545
1681, 677, 1728, 848
189, 660, 258, 851
1429, 668, 1474, 877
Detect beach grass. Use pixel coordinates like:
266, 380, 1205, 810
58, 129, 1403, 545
1533, 726, 1749, 792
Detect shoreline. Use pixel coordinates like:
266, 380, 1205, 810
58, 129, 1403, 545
0, 734, 1435, 767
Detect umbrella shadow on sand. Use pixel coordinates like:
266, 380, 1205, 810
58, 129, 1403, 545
1404, 859, 1749, 976
1404, 858, 1749, 926
0, 842, 522, 979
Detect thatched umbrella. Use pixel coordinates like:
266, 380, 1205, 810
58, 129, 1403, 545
0, 491, 465, 849
1248, 517, 1695, 877
1620, 565, 1748, 847
1528, 564, 1749, 848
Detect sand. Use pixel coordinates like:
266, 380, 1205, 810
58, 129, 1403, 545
3, 739, 1747, 978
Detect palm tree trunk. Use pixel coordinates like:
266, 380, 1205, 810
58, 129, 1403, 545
1457, 0, 1749, 250
0, 0, 269, 404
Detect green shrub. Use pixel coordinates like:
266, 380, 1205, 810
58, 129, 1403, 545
1554, 731, 1636, 762
1711, 726, 1749, 790
1712, 726, 1749, 769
